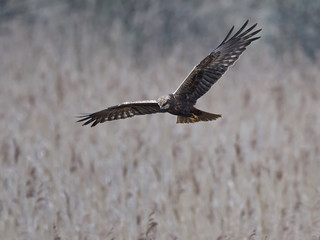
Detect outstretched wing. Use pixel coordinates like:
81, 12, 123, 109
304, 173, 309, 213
77, 100, 161, 127
173, 20, 261, 102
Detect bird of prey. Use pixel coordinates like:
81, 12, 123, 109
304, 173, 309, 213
78, 20, 261, 127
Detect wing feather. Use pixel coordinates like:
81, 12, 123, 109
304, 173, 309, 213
173, 20, 261, 102
77, 100, 161, 127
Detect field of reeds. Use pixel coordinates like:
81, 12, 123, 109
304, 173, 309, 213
0, 2, 320, 239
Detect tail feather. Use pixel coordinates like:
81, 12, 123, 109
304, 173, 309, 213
176, 108, 221, 124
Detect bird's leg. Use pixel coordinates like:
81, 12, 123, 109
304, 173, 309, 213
190, 113, 199, 122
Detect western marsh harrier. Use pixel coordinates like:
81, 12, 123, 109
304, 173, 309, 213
78, 20, 261, 126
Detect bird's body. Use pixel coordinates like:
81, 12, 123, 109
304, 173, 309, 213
78, 20, 261, 127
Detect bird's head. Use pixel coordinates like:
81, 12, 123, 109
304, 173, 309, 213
157, 95, 172, 110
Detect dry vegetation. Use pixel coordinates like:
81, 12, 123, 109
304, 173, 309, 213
1, 11, 320, 240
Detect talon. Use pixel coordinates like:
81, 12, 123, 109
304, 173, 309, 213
191, 114, 199, 122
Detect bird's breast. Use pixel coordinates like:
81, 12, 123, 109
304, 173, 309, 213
168, 100, 193, 117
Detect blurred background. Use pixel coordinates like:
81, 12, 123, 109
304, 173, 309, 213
0, 0, 320, 239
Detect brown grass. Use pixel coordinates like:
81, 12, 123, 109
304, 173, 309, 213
0, 19, 320, 240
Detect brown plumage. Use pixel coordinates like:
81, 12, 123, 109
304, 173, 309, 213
78, 20, 261, 127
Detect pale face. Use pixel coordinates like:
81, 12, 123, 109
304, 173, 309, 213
157, 95, 170, 110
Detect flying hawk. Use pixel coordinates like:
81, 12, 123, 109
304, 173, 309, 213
78, 20, 261, 126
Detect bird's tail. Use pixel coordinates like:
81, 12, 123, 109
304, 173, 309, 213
176, 108, 221, 124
